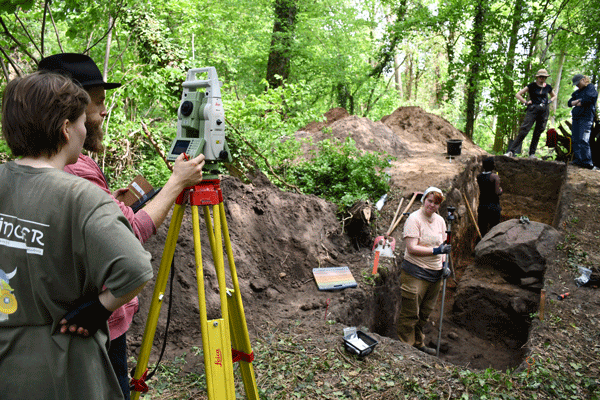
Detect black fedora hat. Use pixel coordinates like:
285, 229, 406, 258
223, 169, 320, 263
38, 53, 121, 90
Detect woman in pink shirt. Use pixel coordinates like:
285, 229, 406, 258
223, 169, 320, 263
397, 187, 450, 356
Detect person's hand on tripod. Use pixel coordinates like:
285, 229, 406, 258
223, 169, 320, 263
432, 243, 451, 255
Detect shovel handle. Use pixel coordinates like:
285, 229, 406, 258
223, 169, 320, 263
372, 251, 380, 274
389, 192, 418, 236
386, 198, 404, 236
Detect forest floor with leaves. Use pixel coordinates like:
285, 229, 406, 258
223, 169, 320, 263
129, 107, 600, 399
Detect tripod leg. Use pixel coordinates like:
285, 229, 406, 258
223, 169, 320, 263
436, 254, 451, 357
195, 204, 235, 399
436, 277, 447, 357
131, 204, 185, 400
219, 202, 259, 400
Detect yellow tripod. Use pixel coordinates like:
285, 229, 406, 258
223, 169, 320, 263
131, 179, 259, 400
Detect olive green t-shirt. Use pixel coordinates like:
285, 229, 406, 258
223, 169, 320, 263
0, 162, 153, 400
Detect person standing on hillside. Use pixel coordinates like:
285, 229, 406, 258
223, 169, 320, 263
397, 187, 450, 356
476, 157, 503, 237
568, 74, 599, 170
39, 53, 206, 399
505, 69, 557, 158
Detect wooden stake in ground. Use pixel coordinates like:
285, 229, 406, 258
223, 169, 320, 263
462, 191, 482, 239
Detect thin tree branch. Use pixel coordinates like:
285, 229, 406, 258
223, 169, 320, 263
83, 0, 124, 54
40, 0, 50, 56
13, 10, 41, 56
103, 15, 114, 80
0, 56, 10, 82
0, 43, 24, 78
224, 116, 301, 193
47, 4, 64, 53
140, 120, 173, 171
0, 17, 38, 64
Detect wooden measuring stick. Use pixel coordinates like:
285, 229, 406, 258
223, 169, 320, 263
539, 289, 545, 321
462, 191, 482, 239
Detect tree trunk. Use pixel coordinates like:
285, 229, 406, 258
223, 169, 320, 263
336, 83, 354, 114
444, 29, 457, 101
369, 0, 408, 80
103, 15, 114, 82
405, 53, 413, 100
549, 50, 566, 126
464, 1, 486, 139
434, 52, 443, 106
492, 0, 524, 152
265, 0, 297, 89
593, 35, 600, 85
522, 0, 551, 82
394, 53, 403, 99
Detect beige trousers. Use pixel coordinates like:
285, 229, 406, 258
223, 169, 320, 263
396, 270, 442, 348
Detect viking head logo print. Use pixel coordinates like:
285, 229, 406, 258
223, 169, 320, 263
0, 268, 18, 320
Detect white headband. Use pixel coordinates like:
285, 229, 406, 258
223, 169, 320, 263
422, 187, 443, 203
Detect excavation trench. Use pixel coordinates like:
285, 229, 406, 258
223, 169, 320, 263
348, 157, 567, 370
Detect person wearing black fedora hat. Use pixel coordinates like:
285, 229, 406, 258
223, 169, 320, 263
39, 53, 207, 399
38, 53, 122, 89
568, 74, 599, 170
505, 68, 557, 158
39, 53, 122, 154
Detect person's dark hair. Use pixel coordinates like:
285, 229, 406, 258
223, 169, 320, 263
2, 71, 90, 158
482, 157, 495, 172
430, 191, 444, 205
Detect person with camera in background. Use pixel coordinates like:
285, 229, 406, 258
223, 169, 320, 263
568, 74, 599, 170
505, 69, 557, 158
397, 187, 450, 356
39, 53, 206, 399
0, 71, 154, 399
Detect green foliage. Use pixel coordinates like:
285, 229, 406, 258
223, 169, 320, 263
0, 0, 34, 14
286, 137, 391, 208
123, 5, 188, 68
0, 0, 24, 12
0, 136, 12, 163
225, 79, 325, 172
2, 0, 599, 205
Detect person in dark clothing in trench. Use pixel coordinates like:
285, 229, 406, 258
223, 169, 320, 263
477, 157, 503, 238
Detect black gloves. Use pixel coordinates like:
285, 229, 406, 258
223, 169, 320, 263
432, 243, 451, 255
442, 265, 452, 278
62, 295, 113, 336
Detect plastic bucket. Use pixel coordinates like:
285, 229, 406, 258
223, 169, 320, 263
447, 139, 462, 156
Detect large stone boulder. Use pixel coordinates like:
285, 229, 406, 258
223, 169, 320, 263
474, 219, 561, 289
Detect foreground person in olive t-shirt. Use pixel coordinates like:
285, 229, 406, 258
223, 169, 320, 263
0, 72, 153, 399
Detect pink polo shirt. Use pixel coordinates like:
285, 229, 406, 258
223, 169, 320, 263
402, 208, 447, 271
64, 154, 157, 339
